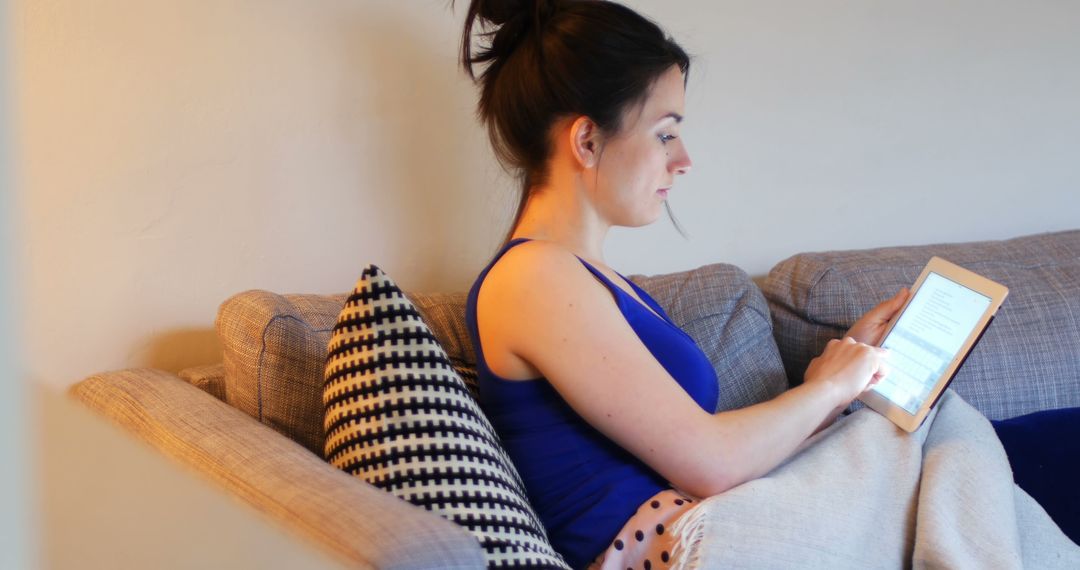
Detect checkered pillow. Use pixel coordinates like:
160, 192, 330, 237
323, 265, 571, 569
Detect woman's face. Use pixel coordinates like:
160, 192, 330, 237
593, 65, 693, 227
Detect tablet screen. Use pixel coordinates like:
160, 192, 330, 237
871, 272, 992, 414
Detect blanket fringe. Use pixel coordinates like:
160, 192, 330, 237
668, 496, 712, 570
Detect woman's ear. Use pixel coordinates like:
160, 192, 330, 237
569, 116, 601, 169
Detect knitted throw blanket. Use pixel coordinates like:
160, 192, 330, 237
669, 391, 1080, 569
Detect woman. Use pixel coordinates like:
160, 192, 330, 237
459, 1, 909, 568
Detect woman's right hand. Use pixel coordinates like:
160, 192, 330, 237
803, 336, 890, 405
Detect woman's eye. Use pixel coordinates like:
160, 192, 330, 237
659, 134, 677, 144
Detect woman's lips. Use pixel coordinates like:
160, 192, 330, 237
657, 188, 670, 198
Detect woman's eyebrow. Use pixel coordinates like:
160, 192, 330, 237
657, 112, 683, 124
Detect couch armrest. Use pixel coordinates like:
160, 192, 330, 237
69, 369, 485, 570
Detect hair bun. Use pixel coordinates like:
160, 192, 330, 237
460, 0, 558, 80
475, 0, 530, 26
475, 0, 555, 27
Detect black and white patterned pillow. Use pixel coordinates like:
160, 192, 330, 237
323, 265, 571, 570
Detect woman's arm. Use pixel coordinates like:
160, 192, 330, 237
481, 241, 888, 499
809, 289, 909, 435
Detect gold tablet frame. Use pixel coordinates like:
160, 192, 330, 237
857, 256, 1009, 433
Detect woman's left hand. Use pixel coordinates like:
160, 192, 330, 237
845, 287, 910, 346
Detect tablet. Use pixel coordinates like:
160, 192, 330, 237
857, 256, 1009, 432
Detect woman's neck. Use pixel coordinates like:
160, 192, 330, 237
511, 184, 610, 266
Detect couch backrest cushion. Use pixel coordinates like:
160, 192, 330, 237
762, 229, 1080, 420
216, 290, 468, 456
216, 262, 788, 454
631, 263, 789, 412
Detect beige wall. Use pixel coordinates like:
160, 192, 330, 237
15, 0, 1080, 390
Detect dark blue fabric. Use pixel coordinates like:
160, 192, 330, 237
465, 237, 720, 569
991, 407, 1080, 546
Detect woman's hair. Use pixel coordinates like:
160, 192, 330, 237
457, 0, 691, 247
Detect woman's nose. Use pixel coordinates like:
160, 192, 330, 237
671, 143, 692, 175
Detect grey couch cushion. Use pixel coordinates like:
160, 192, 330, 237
216, 291, 345, 455
762, 229, 1080, 420
216, 263, 788, 454
630, 263, 789, 412
215, 290, 468, 455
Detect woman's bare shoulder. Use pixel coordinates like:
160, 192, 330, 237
482, 240, 590, 294
477, 240, 607, 368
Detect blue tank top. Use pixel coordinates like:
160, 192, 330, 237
465, 237, 719, 569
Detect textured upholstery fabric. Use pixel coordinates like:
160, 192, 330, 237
629, 263, 788, 412
178, 362, 226, 401
324, 266, 570, 569
215, 290, 470, 455
217, 263, 787, 455
216, 291, 345, 455
762, 229, 1080, 420
69, 368, 486, 569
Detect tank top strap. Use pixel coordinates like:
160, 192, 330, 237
486, 237, 669, 324
489, 237, 620, 291
571, 255, 622, 291
499, 236, 534, 255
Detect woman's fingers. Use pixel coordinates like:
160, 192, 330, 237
849, 288, 910, 346
870, 356, 890, 385
886, 287, 909, 312
810, 337, 891, 398
873, 287, 908, 316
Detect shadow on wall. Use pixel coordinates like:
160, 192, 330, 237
138, 328, 222, 373
125, 4, 486, 375
337, 4, 491, 293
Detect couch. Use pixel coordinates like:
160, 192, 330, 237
70, 228, 1080, 569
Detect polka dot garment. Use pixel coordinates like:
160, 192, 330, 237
586, 488, 698, 570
